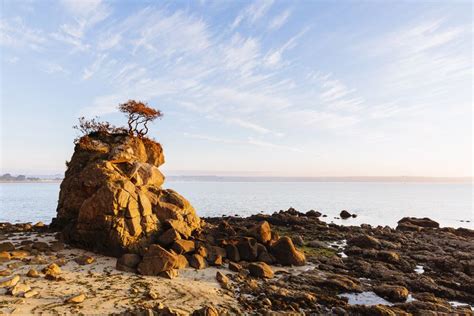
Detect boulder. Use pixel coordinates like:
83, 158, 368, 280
225, 244, 240, 262
116, 253, 141, 272
189, 254, 207, 269
306, 210, 322, 217
248, 221, 272, 243
171, 240, 195, 254
248, 262, 274, 278
340, 210, 352, 219
397, 217, 439, 229
270, 236, 306, 266
158, 228, 181, 246
228, 262, 242, 272
0, 242, 15, 252
51, 133, 201, 256
374, 285, 409, 302
237, 237, 258, 261
348, 235, 381, 249
137, 244, 179, 275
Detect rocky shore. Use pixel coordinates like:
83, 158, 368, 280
1, 132, 472, 315
1, 212, 473, 315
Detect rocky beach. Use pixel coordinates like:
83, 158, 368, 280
1, 130, 473, 315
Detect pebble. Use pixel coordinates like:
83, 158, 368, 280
66, 293, 86, 304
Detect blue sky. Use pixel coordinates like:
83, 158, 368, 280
0, 0, 472, 177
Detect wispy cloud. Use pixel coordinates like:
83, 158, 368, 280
0, 17, 47, 51
183, 133, 302, 152
268, 9, 291, 30
231, 0, 274, 29
54, 0, 111, 51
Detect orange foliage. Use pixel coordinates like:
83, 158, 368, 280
118, 100, 163, 137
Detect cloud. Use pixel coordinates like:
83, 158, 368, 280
183, 133, 302, 152
231, 0, 274, 29
55, 0, 111, 51
268, 9, 291, 30
42, 62, 68, 74
0, 17, 47, 51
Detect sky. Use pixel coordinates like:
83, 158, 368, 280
0, 0, 472, 177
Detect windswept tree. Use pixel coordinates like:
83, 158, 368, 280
118, 100, 163, 137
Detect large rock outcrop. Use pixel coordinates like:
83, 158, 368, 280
52, 133, 201, 256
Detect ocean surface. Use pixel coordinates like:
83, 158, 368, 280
0, 181, 472, 228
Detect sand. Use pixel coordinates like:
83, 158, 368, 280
0, 232, 240, 315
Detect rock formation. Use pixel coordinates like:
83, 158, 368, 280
52, 132, 201, 256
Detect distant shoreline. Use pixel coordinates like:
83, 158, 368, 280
0, 176, 472, 184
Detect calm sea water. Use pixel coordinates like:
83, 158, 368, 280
0, 181, 472, 228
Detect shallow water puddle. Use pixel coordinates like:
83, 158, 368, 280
449, 301, 474, 311
338, 291, 392, 306
414, 265, 424, 274
328, 239, 347, 258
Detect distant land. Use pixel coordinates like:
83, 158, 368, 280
0, 173, 62, 182
1, 173, 471, 183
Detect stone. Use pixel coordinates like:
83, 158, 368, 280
116, 253, 141, 272
9, 283, 31, 297
195, 245, 208, 258
0, 242, 15, 252
171, 239, 195, 254
192, 305, 219, 316
228, 262, 242, 272
216, 271, 230, 289
237, 238, 258, 261
0, 269, 11, 276
176, 255, 189, 269
0, 275, 20, 288
51, 133, 201, 256
159, 269, 179, 279
66, 293, 86, 304
397, 217, 439, 228
189, 254, 207, 269
10, 250, 30, 259
340, 210, 352, 219
348, 235, 381, 249
26, 269, 40, 278
24, 290, 39, 298
49, 242, 65, 252
207, 255, 222, 266
138, 244, 179, 275
225, 244, 240, 262
42, 263, 61, 275
0, 251, 11, 262
292, 235, 304, 246
32, 242, 49, 252
158, 228, 181, 246
374, 285, 409, 302
75, 255, 95, 265
248, 262, 274, 278
248, 221, 272, 243
306, 210, 322, 217
270, 236, 306, 266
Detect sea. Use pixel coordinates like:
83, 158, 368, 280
0, 181, 472, 229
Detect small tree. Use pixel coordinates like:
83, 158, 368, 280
118, 100, 163, 137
